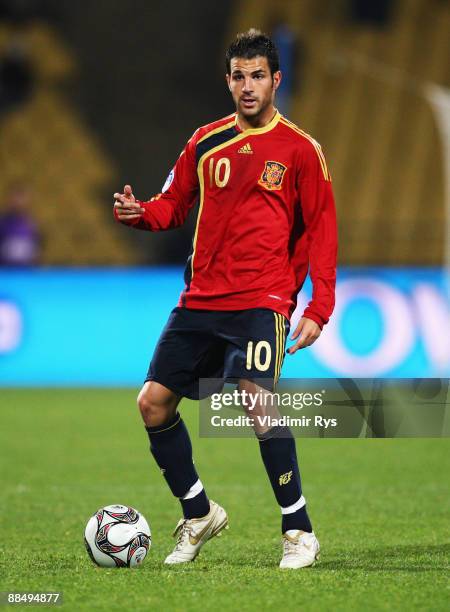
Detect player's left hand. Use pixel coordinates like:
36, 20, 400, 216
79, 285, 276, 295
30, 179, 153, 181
287, 317, 321, 354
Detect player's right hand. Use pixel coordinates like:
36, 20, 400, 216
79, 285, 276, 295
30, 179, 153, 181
113, 184, 145, 221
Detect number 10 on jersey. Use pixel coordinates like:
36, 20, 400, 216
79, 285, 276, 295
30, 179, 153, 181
208, 157, 231, 188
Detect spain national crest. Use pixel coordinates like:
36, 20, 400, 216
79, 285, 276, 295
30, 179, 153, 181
258, 160, 287, 191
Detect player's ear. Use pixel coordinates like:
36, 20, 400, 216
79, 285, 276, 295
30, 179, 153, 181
273, 70, 282, 91
225, 73, 231, 91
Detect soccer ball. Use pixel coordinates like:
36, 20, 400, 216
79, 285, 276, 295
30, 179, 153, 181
84, 504, 151, 568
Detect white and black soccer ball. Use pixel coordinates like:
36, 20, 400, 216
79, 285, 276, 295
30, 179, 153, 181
84, 504, 151, 568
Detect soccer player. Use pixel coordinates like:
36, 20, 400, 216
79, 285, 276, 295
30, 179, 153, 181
113, 29, 337, 569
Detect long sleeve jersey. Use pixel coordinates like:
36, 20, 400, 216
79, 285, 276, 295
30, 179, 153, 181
115, 110, 338, 327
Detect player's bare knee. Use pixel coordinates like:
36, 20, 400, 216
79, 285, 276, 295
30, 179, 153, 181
136, 386, 162, 421
137, 381, 177, 427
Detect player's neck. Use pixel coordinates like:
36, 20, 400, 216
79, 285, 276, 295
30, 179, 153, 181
236, 105, 278, 131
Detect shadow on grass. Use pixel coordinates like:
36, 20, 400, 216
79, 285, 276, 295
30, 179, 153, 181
318, 544, 450, 572
196, 543, 450, 572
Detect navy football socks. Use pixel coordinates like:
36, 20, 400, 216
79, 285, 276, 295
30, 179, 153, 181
146, 412, 210, 519
258, 426, 313, 533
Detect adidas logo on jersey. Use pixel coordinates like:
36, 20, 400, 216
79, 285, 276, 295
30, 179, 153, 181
238, 142, 253, 154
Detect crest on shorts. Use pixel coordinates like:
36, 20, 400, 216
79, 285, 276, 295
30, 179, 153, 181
258, 161, 287, 191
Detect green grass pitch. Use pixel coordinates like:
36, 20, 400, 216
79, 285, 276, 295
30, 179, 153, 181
1, 389, 449, 611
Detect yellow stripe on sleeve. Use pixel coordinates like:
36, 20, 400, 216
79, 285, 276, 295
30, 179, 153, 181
280, 118, 331, 181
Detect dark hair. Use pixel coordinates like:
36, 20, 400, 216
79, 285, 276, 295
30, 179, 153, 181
225, 28, 280, 75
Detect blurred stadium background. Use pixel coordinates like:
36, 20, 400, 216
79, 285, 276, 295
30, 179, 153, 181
0, 0, 449, 385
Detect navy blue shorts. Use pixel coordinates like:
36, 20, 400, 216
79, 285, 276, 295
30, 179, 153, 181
146, 307, 290, 399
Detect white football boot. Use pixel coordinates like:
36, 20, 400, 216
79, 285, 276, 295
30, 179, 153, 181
279, 530, 320, 569
164, 500, 229, 564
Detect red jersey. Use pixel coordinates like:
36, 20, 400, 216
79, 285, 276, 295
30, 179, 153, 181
116, 110, 338, 327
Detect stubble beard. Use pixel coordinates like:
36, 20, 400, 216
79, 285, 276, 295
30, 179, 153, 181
237, 94, 272, 122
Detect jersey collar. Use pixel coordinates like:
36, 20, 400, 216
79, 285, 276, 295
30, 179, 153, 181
234, 109, 280, 135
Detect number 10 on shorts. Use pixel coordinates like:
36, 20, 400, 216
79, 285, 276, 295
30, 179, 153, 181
246, 341, 271, 371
